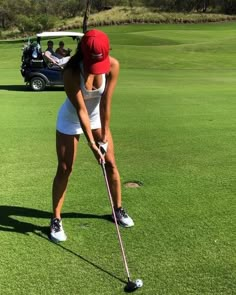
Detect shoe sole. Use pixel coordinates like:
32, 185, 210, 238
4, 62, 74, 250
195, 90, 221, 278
113, 218, 134, 228
50, 233, 67, 243
118, 221, 134, 228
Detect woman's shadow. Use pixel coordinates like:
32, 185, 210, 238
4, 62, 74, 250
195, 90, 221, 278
0, 205, 125, 284
0, 205, 112, 237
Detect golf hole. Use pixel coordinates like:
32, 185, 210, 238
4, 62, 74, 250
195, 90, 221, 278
124, 181, 143, 188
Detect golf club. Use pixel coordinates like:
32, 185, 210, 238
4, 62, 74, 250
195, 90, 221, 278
99, 142, 143, 292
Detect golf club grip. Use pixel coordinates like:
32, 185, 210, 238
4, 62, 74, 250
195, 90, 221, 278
99, 146, 106, 155
98, 141, 108, 156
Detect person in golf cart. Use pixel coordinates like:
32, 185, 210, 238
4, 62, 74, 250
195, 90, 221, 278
44, 40, 70, 67
50, 29, 134, 243
55, 40, 72, 58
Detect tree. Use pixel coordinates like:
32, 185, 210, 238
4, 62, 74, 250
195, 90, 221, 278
223, 0, 236, 14
0, 7, 9, 28
59, 0, 84, 18
83, 0, 91, 33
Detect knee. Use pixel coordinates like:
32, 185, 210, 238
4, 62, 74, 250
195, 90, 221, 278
105, 161, 119, 179
105, 160, 116, 171
56, 162, 73, 178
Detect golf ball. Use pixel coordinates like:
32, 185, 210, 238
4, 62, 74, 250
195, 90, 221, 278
135, 279, 143, 288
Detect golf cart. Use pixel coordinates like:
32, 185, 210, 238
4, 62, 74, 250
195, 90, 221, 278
20, 31, 84, 91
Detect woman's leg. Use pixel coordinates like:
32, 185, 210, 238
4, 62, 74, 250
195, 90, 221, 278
93, 128, 121, 208
93, 129, 134, 227
52, 131, 79, 219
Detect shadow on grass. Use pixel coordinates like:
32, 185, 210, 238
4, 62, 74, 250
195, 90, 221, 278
0, 85, 29, 91
0, 205, 111, 235
35, 232, 126, 284
0, 205, 125, 283
0, 85, 64, 92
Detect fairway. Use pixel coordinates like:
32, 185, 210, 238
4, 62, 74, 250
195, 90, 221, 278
0, 23, 236, 295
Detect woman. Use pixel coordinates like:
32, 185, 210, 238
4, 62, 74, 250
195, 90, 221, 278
50, 29, 134, 243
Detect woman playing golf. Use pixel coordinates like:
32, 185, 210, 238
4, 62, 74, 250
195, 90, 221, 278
50, 29, 134, 243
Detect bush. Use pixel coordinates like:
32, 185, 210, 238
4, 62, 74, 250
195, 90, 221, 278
16, 14, 56, 33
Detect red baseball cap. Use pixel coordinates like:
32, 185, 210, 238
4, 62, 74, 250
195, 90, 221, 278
81, 29, 110, 75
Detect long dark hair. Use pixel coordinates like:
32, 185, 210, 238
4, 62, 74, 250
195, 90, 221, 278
63, 41, 83, 72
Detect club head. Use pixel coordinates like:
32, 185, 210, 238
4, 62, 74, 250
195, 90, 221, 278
124, 279, 143, 293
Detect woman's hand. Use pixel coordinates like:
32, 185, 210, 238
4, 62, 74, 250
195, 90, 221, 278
101, 133, 108, 144
98, 141, 108, 155
89, 142, 105, 164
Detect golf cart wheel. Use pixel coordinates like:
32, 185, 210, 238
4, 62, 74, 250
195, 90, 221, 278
30, 77, 46, 91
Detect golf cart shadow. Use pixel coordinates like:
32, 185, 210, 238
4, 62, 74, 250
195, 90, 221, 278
0, 85, 31, 91
0, 85, 64, 92
0, 205, 111, 236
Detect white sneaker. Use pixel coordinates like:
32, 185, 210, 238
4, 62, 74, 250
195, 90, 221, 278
113, 208, 134, 228
50, 218, 67, 243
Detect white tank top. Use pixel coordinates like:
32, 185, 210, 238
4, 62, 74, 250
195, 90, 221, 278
56, 64, 106, 135
79, 63, 106, 117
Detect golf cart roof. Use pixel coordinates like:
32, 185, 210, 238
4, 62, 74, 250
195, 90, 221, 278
37, 31, 84, 38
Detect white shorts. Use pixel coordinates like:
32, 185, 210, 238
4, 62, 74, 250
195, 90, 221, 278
56, 98, 101, 135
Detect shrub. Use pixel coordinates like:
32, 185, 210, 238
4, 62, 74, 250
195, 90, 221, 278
16, 14, 56, 33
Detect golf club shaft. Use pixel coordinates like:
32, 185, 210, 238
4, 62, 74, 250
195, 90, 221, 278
101, 162, 131, 281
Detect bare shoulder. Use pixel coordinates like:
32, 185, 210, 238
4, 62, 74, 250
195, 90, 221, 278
63, 68, 79, 83
63, 68, 81, 95
109, 56, 120, 75
63, 68, 71, 85
110, 56, 119, 69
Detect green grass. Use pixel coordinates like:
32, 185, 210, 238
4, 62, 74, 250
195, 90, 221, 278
0, 23, 236, 294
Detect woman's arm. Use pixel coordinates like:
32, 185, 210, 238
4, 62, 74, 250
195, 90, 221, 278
100, 56, 120, 142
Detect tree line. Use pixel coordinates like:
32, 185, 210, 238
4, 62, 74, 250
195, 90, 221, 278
1, 0, 236, 34
153, 0, 236, 13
